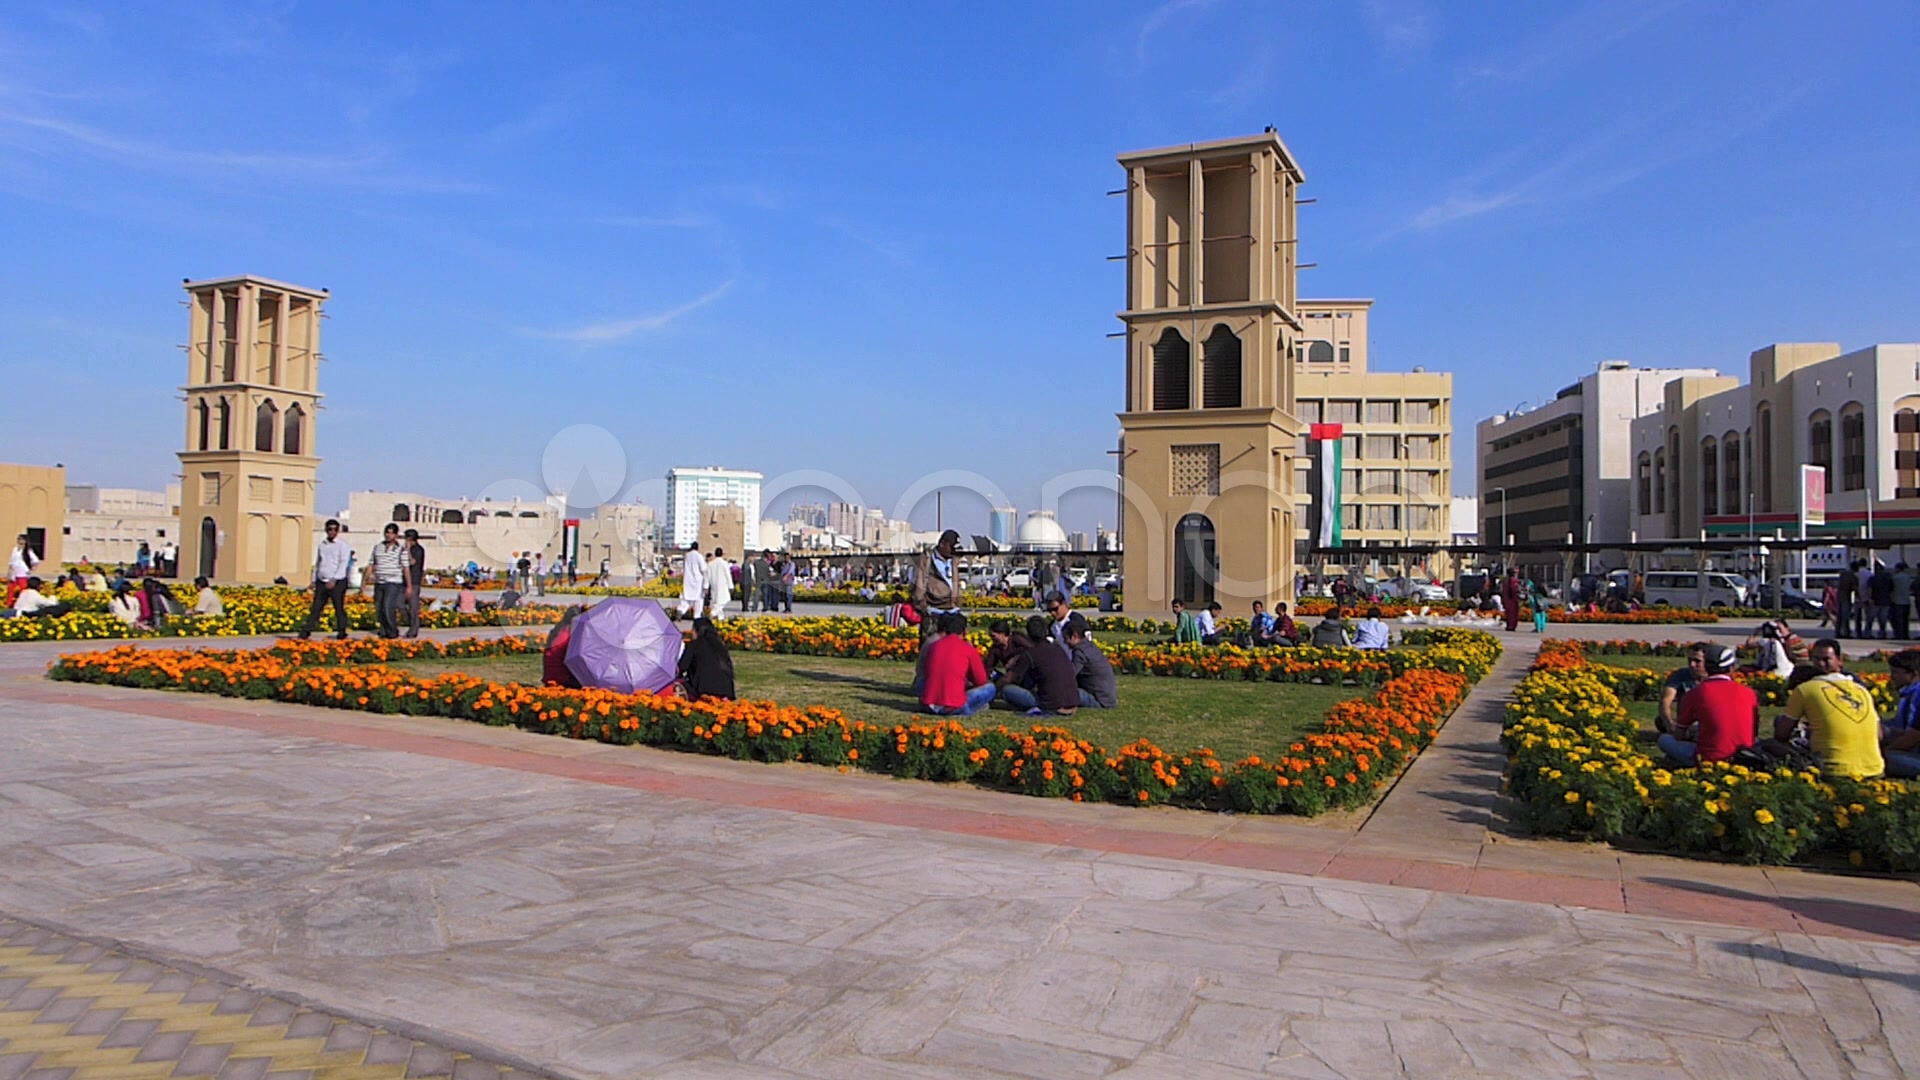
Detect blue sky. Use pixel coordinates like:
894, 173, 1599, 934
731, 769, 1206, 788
2, 0, 1916, 533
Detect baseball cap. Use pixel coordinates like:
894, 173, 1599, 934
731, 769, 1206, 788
1705, 645, 1737, 674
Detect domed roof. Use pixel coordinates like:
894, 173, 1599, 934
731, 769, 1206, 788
1015, 511, 1068, 552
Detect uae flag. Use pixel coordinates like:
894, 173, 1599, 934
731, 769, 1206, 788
1311, 423, 1344, 549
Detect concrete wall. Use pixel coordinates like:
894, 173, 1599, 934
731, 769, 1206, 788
0, 463, 65, 568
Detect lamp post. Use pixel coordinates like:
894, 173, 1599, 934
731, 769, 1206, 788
1583, 514, 1594, 576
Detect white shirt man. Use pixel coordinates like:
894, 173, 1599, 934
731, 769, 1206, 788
11, 585, 57, 616
9, 539, 38, 582
707, 549, 734, 619
677, 544, 707, 619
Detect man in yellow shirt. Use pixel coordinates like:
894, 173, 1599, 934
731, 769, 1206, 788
1777, 639, 1886, 779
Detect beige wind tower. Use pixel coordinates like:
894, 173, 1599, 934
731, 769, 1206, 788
176, 276, 329, 584
1116, 133, 1305, 612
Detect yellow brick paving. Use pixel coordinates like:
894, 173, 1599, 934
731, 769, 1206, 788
0, 918, 548, 1080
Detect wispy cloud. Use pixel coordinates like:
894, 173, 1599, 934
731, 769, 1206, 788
1391, 83, 1812, 238
1461, 0, 1683, 87
533, 281, 735, 344
1361, 0, 1434, 58
1135, 0, 1216, 68
0, 107, 489, 193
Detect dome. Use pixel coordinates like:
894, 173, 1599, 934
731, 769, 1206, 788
1015, 511, 1069, 552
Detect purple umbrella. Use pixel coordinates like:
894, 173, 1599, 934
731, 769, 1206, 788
564, 598, 684, 694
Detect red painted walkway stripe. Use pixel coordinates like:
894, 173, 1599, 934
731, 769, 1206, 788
9, 679, 1918, 945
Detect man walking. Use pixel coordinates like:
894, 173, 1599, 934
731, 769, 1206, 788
369, 523, 411, 640
533, 552, 547, 597
402, 528, 427, 638
1837, 560, 1860, 639
779, 553, 796, 613
677, 543, 706, 620
741, 551, 763, 613
297, 519, 353, 640
707, 546, 734, 619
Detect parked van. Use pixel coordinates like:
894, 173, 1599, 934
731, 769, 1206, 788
1640, 571, 1748, 609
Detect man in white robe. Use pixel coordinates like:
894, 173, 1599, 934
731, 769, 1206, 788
677, 543, 706, 620
707, 547, 734, 620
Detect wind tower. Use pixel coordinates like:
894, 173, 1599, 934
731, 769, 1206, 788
1115, 134, 1306, 611
176, 276, 328, 583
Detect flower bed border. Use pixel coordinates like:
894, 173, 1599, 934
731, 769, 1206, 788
1503, 638, 1920, 868
50, 629, 1498, 817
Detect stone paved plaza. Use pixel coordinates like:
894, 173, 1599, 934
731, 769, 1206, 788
1, 618, 1917, 1077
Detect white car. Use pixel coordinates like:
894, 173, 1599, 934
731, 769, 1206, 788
1405, 581, 1450, 602
1001, 568, 1032, 590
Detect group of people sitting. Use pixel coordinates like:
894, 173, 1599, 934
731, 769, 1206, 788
542, 607, 738, 702
915, 611, 1117, 718
1655, 635, 1919, 780
1167, 598, 1392, 650
2, 574, 225, 626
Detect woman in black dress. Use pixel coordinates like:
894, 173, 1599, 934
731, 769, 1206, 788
677, 617, 736, 700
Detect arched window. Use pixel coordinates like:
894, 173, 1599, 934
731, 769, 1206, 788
441, 509, 464, 524
1201, 325, 1242, 409
1653, 449, 1667, 513
215, 398, 231, 451
1894, 396, 1920, 498
1840, 404, 1867, 492
1150, 328, 1191, 411
1755, 405, 1774, 512
195, 400, 211, 451
255, 399, 278, 452
283, 404, 304, 456
494, 510, 512, 518
1667, 427, 1681, 514
1701, 436, 1719, 516
1722, 434, 1742, 518
518, 511, 539, 519
391, 503, 411, 523
1808, 409, 1833, 476
1636, 452, 1652, 515
1304, 339, 1334, 363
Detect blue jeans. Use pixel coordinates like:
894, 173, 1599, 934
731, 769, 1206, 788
1078, 689, 1105, 709
1885, 749, 1920, 779
999, 684, 1038, 712
927, 683, 997, 717
1657, 733, 1698, 765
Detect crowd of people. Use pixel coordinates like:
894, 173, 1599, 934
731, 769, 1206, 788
1826, 559, 1920, 640
296, 519, 428, 641
1655, 634, 1918, 780
672, 543, 800, 621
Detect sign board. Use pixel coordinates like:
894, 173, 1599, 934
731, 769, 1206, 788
1800, 465, 1827, 528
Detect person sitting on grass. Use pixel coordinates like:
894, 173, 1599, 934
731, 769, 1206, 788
1741, 619, 1796, 678
1656, 644, 1707, 735
1170, 599, 1203, 644
456, 581, 479, 614
678, 616, 736, 701
999, 615, 1080, 716
1245, 600, 1298, 648
1, 577, 67, 619
1352, 605, 1391, 650
1063, 614, 1117, 709
108, 580, 142, 626
1880, 649, 1920, 779
543, 605, 585, 689
919, 613, 995, 717
1197, 601, 1224, 646
1657, 644, 1758, 766
1774, 639, 1884, 780
1310, 608, 1354, 648
190, 577, 223, 617
982, 618, 1033, 682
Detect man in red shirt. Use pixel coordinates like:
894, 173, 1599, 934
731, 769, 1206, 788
919, 613, 996, 716
1658, 644, 1758, 765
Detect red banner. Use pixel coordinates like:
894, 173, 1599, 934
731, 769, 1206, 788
1309, 423, 1344, 441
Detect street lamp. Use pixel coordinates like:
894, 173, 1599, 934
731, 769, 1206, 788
1583, 514, 1594, 575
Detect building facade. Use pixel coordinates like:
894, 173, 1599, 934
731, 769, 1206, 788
1630, 343, 1920, 541
1475, 362, 1722, 566
337, 490, 658, 577
1115, 132, 1306, 613
64, 484, 181, 567
987, 506, 1016, 548
176, 275, 328, 584
1291, 299, 1454, 579
0, 463, 64, 569
665, 468, 762, 550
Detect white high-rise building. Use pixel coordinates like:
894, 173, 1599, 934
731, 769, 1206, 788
665, 467, 763, 550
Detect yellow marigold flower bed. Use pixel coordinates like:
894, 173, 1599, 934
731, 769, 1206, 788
1504, 639, 1920, 868
0, 584, 560, 644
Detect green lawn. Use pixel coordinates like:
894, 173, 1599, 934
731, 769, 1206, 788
391, 651, 1366, 762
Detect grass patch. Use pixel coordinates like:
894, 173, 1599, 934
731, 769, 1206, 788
391, 651, 1367, 762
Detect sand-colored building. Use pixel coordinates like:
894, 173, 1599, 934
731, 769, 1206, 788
1115, 133, 1307, 613
1291, 299, 1453, 579
0, 463, 65, 569
64, 484, 181, 567
176, 275, 328, 584
335, 490, 659, 577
